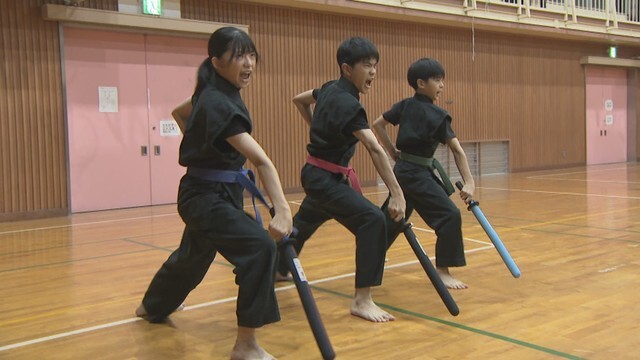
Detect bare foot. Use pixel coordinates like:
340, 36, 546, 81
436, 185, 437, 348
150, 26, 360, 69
350, 288, 395, 323
231, 327, 276, 360
437, 267, 468, 289
135, 303, 185, 318
135, 303, 147, 317
230, 344, 275, 360
275, 272, 292, 282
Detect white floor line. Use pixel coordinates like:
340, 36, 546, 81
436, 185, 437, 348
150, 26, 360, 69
0, 244, 494, 352
0, 201, 284, 236
0, 318, 141, 352
524, 165, 638, 178
479, 187, 640, 201
0, 213, 178, 236
411, 225, 493, 246
286, 190, 388, 208
384, 245, 495, 271
523, 177, 640, 185
0, 191, 384, 236
363, 190, 392, 196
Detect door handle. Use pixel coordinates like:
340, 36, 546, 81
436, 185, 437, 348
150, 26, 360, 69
154, 145, 161, 156
141, 145, 148, 156
604, 130, 607, 136
600, 130, 603, 136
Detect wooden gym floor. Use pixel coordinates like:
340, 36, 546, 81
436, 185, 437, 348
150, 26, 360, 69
1, 162, 639, 359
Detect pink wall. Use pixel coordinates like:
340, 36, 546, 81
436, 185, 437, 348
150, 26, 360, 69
585, 66, 628, 165
64, 28, 205, 212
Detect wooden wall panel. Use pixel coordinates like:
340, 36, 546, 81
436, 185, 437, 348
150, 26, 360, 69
471, 33, 597, 170
2, 0, 639, 219
637, 71, 640, 160
180, 0, 610, 185
1, 0, 66, 219
0, 0, 118, 221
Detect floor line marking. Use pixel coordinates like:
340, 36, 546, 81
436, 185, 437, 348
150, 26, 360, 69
0, 244, 494, 352
479, 186, 640, 201
0, 191, 384, 236
8, 183, 638, 237
411, 225, 493, 246
525, 177, 640, 185
524, 165, 637, 178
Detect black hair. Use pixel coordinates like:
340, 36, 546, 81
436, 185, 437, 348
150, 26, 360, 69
192, 27, 259, 97
336, 37, 379, 75
407, 58, 445, 90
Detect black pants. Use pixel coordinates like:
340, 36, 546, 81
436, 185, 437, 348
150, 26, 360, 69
141, 176, 280, 328
278, 167, 388, 288
385, 161, 466, 268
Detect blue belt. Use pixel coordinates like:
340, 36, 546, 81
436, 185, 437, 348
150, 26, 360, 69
187, 167, 270, 225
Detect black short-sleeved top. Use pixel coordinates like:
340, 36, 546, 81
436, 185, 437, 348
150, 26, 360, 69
179, 72, 252, 170
307, 76, 370, 166
382, 93, 456, 158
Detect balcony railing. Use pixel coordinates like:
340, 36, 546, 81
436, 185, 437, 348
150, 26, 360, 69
467, 0, 640, 25
353, 0, 640, 40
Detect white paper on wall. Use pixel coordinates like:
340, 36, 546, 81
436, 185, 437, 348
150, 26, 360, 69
160, 119, 181, 136
98, 86, 119, 113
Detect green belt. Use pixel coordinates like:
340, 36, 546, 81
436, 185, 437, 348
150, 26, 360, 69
397, 152, 455, 196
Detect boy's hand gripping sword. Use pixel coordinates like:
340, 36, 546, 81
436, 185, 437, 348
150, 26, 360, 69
455, 181, 521, 278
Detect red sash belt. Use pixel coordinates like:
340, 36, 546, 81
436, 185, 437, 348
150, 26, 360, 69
306, 155, 362, 193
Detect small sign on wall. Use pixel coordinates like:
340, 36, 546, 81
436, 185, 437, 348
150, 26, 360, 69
160, 119, 181, 136
142, 0, 162, 15
98, 86, 118, 113
605, 115, 614, 126
605, 99, 613, 111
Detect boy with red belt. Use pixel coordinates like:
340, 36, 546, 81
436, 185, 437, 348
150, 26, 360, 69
277, 37, 405, 322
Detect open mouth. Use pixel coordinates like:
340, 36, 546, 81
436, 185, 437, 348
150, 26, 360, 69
365, 79, 373, 87
240, 71, 251, 81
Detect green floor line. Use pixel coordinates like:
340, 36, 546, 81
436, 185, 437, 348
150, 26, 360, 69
123, 237, 177, 252
311, 285, 584, 360
1, 239, 233, 274
2, 233, 585, 359
128, 237, 583, 358
473, 214, 640, 244
0, 248, 152, 273
124, 238, 234, 268
510, 226, 640, 244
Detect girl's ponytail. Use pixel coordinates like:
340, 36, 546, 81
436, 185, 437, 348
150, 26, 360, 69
192, 57, 213, 99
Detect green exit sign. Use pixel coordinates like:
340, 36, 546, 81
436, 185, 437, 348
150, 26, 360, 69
142, 0, 161, 15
